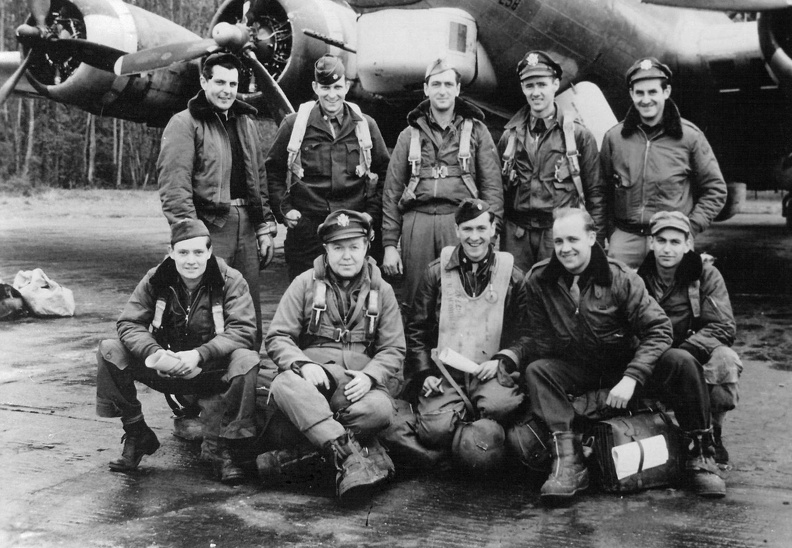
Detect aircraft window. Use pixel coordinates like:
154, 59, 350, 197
449, 22, 468, 53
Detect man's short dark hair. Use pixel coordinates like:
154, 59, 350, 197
553, 207, 596, 233
201, 52, 243, 81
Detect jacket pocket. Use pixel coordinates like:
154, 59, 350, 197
302, 142, 330, 177
345, 142, 362, 176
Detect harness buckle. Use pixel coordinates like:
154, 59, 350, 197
333, 328, 351, 343
432, 165, 448, 179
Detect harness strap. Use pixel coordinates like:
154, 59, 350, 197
211, 288, 225, 335
501, 129, 517, 183
307, 261, 328, 336
347, 102, 373, 178
151, 298, 166, 331
431, 348, 475, 417
404, 126, 423, 199
285, 101, 314, 192
562, 111, 586, 211
689, 280, 701, 319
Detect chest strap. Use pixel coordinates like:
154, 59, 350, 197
561, 111, 586, 211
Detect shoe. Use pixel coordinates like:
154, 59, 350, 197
540, 431, 589, 502
213, 443, 245, 485
685, 430, 726, 498
257, 445, 324, 485
172, 415, 203, 442
327, 431, 388, 505
109, 423, 160, 472
361, 437, 395, 481
712, 426, 729, 465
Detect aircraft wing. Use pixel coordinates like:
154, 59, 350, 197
0, 51, 38, 97
641, 0, 792, 9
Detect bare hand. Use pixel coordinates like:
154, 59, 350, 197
300, 363, 329, 390
382, 246, 403, 276
421, 376, 444, 398
606, 376, 637, 409
257, 234, 275, 269
476, 359, 499, 382
284, 209, 302, 229
343, 370, 373, 403
171, 349, 201, 378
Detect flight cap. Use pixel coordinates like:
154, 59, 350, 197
425, 58, 459, 80
314, 54, 345, 85
170, 219, 210, 245
455, 198, 491, 225
626, 57, 672, 86
517, 50, 562, 80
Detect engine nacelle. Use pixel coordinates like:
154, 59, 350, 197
758, 10, 792, 90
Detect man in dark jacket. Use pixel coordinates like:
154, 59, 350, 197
407, 199, 524, 467
96, 220, 260, 484
518, 207, 725, 502
263, 210, 404, 504
601, 57, 726, 268
381, 59, 503, 312
638, 211, 741, 465
158, 52, 277, 347
265, 54, 390, 280
498, 50, 604, 272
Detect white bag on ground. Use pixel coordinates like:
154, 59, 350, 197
13, 269, 75, 317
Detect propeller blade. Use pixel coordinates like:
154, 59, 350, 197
29, 0, 49, 28
242, 49, 293, 124
114, 39, 219, 76
641, 0, 792, 10
56, 39, 127, 73
0, 51, 33, 106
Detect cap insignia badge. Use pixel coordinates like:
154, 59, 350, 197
526, 53, 539, 67
640, 59, 653, 71
337, 214, 350, 227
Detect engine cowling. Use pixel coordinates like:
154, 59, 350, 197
758, 10, 792, 90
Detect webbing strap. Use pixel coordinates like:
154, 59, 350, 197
501, 130, 517, 183
211, 303, 224, 335
347, 102, 373, 178
405, 127, 423, 198
562, 112, 586, 211
307, 270, 328, 336
285, 101, 314, 191
689, 280, 701, 319
151, 298, 166, 330
431, 348, 475, 417
458, 119, 473, 173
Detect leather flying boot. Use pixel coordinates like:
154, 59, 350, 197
326, 431, 387, 505
109, 421, 160, 472
213, 440, 246, 485
361, 437, 395, 481
712, 425, 729, 465
685, 429, 726, 498
257, 443, 324, 486
540, 431, 589, 502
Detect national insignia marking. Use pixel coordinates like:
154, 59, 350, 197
337, 213, 350, 227
640, 59, 653, 71
527, 53, 539, 66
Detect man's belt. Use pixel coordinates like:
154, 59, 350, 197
230, 198, 249, 206
614, 219, 652, 236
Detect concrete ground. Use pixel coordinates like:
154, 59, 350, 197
0, 189, 791, 548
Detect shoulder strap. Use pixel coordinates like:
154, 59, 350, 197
211, 288, 224, 335
688, 279, 701, 319
458, 119, 479, 198
285, 101, 315, 191
347, 102, 373, 177
403, 126, 423, 198
501, 129, 518, 184
431, 348, 475, 416
151, 297, 167, 331
561, 111, 586, 211
307, 259, 328, 335
363, 259, 381, 342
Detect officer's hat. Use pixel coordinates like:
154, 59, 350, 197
649, 211, 691, 236
626, 57, 672, 86
425, 58, 460, 81
317, 210, 372, 243
170, 218, 210, 245
314, 54, 345, 85
455, 198, 491, 225
517, 50, 562, 81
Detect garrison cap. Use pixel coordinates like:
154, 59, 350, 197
517, 50, 562, 81
314, 54, 345, 85
318, 209, 372, 243
455, 198, 491, 225
425, 58, 459, 80
650, 210, 691, 236
202, 51, 243, 74
626, 57, 672, 86
170, 219, 210, 245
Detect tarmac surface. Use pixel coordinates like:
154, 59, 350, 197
1, 189, 791, 548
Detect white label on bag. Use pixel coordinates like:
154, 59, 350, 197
611, 434, 669, 480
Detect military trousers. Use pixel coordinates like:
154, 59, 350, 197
95, 339, 259, 440
501, 219, 554, 273
269, 363, 394, 449
525, 348, 710, 433
415, 375, 523, 449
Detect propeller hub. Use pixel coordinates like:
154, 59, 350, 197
16, 23, 44, 46
211, 22, 250, 51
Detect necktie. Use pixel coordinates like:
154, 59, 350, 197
330, 117, 342, 138
533, 118, 546, 137
570, 275, 581, 305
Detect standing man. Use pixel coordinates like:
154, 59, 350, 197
637, 211, 741, 465
601, 57, 726, 268
264, 210, 404, 504
519, 208, 725, 502
382, 59, 503, 313
266, 54, 390, 280
498, 50, 605, 273
96, 219, 260, 484
408, 199, 524, 463
158, 52, 276, 347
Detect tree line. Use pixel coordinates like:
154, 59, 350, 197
0, 0, 223, 191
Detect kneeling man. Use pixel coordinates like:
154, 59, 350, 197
408, 198, 525, 466
265, 210, 405, 504
520, 208, 725, 502
96, 219, 260, 483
